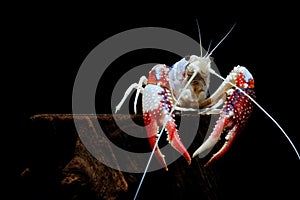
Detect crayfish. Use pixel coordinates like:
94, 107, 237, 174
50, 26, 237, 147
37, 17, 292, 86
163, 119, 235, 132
115, 47, 256, 170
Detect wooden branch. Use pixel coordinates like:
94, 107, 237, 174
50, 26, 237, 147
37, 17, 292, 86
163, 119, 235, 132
24, 114, 219, 200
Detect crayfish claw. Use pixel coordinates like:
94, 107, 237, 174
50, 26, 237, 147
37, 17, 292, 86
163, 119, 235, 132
192, 117, 227, 158
204, 125, 239, 167
145, 120, 169, 171
165, 120, 191, 165
194, 66, 255, 166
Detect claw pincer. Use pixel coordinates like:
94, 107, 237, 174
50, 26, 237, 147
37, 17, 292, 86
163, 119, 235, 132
143, 64, 191, 171
193, 66, 255, 166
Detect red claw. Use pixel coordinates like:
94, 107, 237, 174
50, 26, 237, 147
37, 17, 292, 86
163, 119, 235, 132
144, 112, 191, 171
144, 118, 169, 171
165, 120, 191, 165
204, 125, 239, 167
143, 64, 191, 171
193, 66, 255, 166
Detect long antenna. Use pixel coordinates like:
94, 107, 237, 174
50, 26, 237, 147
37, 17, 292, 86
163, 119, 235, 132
195, 18, 203, 57
206, 23, 236, 58
204, 40, 212, 57
209, 68, 300, 160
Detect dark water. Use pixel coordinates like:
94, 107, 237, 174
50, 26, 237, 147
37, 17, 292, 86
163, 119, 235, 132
9, 6, 300, 200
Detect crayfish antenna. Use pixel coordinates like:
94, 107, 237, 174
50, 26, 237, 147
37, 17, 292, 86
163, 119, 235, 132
206, 23, 236, 58
195, 18, 203, 57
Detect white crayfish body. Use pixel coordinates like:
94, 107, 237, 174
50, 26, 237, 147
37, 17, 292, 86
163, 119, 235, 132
115, 53, 256, 170
168, 55, 211, 109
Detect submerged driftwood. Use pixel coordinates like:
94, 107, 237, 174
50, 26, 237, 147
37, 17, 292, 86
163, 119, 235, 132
23, 114, 220, 200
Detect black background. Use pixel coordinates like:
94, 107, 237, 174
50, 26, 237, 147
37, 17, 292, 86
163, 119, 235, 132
8, 3, 300, 200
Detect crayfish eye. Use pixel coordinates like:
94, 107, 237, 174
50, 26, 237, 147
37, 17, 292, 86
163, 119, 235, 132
184, 55, 191, 61
184, 56, 191, 70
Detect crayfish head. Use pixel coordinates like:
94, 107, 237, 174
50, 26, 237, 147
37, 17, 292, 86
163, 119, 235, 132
168, 55, 213, 106
185, 55, 212, 101
186, 55, 212, 77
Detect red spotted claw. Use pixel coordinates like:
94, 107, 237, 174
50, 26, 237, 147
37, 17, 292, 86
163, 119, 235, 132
142, 64, 191, 171
193, 66, 255, 166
